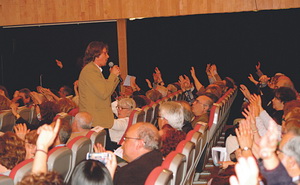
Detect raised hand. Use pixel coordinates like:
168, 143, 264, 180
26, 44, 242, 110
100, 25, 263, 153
190, 66, 196, 79
14, 123, 30, 140
145, 79, 153, 89
93, 143, 106, 153
229, 157, 259, 185
55, 59, 63, 69
239, 84, 251, 100
206, 64, 211, 74
105, 151, 117, 178
259, 121, 279, 159
235, 119, 254, 151
248, 74, 259, 85
249, 94, 264, 114
255, 62, 261, 71
36, 119, 61, 151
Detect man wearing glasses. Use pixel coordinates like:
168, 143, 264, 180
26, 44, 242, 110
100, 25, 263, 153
191, 95, 214, 128
113, 122, 163, 185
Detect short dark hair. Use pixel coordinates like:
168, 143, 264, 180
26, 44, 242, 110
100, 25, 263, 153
71, 160, 113, 185
274, 87, 297, 104
61, 85, 73, 96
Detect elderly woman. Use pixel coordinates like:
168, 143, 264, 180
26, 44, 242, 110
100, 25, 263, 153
109, 98, 136, 145
158, 101, 186, 157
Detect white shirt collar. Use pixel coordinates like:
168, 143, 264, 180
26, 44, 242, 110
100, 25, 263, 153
94, 62, 103, 72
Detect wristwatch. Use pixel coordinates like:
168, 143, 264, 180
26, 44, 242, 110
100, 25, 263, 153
241, 147, 251, 151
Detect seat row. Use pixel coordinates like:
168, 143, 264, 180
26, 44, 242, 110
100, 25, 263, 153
2, 129, 106, 185
145, 86, 238, 185
145, 122, 209, 185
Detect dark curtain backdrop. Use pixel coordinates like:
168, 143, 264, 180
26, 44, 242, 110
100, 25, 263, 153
1, 9, 299, 116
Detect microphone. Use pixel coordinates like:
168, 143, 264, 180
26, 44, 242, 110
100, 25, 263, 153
108, 62, 123, 82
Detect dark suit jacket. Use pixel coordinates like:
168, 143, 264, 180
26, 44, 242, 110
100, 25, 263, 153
114, 150, 163, 185
78, 62, 119, 128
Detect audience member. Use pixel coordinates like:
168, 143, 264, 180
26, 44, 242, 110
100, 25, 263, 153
70, 158, 116, 185
58, 85, 73, 99
271, 87, 297, 125
177, 100, 194, 133
146, 89, 162, 102
50, 117, 72, 149
109, 98, 136, 145
158, 101, 186, 157
114, 122, 163, 185
68, 111, 93, 142
0, 132, 26, 176
191, 95, 214, 127
57, 98, 78, 116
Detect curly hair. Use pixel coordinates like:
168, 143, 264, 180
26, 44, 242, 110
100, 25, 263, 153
40, 101, 60, 122
57, 98, 77, 113
0, 132, 26, 170
25, 130, 38, 145
19, 171, 64, 185
160, 124, 186, 157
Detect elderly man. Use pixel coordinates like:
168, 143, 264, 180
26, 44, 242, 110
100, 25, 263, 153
67, 112, 93, 142
114, 122, 163, 185
191, 94, 214, 127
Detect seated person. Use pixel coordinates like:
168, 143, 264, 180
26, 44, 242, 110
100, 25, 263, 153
114, 122, 163, 185
109, 98, 136, 146
50, 117, 72, 149
12, 100, 60, 130
191, 95, 214, 128
176, 100, 194, 133
67, 111, 93, 142
132, 95, 151, 108
145, 89, 162, 103
70, 158, 116, 185
0, 132, 26, 176
57, 98, 78, 117
158, 101, 186, 157
271, 87, 297, 125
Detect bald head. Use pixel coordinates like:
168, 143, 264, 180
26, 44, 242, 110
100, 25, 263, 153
74, 112, 93, 130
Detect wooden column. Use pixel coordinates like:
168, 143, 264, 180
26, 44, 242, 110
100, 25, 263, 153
117, 19, 128, 88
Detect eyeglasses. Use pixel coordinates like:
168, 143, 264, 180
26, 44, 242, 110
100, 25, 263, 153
124, 136, 141, 141
117, 106, 130, 110
193, 100, 208, 106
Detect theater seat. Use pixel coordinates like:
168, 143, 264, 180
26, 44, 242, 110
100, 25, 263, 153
9, 158, 34, 184
0, 175, 13, 185
66, 136, 91, 182
145, 166, 173, 185
0, 110, 16, 132
47, 146, 72, 182
86, 130, 107, 152
176, 140, 195, 185
162, 151, 185, 185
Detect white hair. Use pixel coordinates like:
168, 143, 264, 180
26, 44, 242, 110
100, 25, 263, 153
159, 101, 184, 130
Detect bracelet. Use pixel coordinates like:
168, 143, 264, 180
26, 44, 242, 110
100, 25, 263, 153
252, 129, 258, 133
36, 149, 48, 155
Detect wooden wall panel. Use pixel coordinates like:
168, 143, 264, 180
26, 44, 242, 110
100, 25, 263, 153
0, 0, 299, 26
